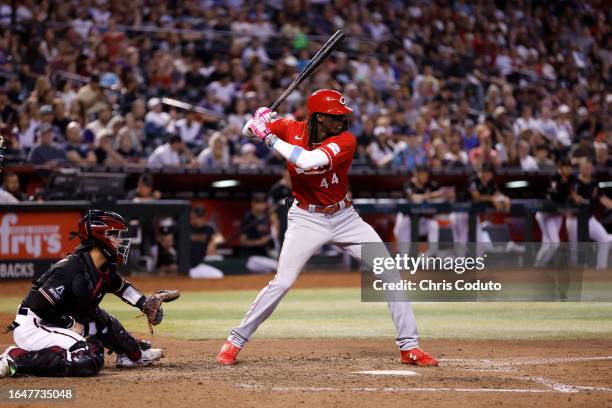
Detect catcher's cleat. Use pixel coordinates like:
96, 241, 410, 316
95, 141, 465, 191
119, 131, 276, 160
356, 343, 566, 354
400, 347, 439, 367
0, 346, 18, 378
216, 340, 240, 365
116, 348, 164, 368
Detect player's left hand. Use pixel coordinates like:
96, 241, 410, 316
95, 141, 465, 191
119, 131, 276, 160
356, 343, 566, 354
141, 290, 181, 334
254, 107, 276, 123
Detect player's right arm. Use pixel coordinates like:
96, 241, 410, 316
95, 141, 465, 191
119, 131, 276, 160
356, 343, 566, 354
265, 135, 330, 170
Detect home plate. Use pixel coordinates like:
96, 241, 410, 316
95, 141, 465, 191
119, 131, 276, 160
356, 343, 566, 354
354, 370, 419, 376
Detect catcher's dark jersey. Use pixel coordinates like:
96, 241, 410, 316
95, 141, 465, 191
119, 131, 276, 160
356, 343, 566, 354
572, 177, 601, 214
548, 173, 575, 204
21, 248, 144, 329
405, 180, 441, 198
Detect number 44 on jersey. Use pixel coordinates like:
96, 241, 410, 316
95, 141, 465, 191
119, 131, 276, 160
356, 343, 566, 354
320, 173, 339, 188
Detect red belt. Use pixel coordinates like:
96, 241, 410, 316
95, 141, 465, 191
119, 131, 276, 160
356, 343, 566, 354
297, 198, 352, 215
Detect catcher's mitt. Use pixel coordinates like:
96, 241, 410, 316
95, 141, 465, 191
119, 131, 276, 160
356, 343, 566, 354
141, 290, 181, 333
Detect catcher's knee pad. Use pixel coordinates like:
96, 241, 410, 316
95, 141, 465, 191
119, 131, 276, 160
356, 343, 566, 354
96, 315, 141, 361
67, 340, 104, 377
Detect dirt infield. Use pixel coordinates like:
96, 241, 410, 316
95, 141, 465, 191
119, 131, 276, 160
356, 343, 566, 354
1, 272, 611, 407
0, 336, 611, 408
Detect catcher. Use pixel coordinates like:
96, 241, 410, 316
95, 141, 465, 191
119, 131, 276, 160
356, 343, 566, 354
0, 210, 180, 377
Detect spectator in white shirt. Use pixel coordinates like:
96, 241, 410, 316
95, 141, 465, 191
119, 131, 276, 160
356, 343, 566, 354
197, 132, 231, 169
519, 140, 539, 171
147, 134, 190, 168
535, 106, 557, 142
366, 12, 390, 42
167, 110, 202, 147
86, 104, 113, 144
145, 98, 170, 129
512, 105, 538, 138
367, 126, 396, 168
206, 75, 236, 107
554, 104, 573, 147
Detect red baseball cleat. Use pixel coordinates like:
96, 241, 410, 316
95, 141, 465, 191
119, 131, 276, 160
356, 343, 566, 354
400, 347, 439, 366
216, 340, 241, 365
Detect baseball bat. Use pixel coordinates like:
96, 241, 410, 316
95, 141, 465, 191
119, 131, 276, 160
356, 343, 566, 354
161, 97, 224, 120
270, 30, 345, 111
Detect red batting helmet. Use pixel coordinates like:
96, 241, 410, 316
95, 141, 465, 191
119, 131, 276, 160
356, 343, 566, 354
306, 89, 353, 118
77, 210, 131, 264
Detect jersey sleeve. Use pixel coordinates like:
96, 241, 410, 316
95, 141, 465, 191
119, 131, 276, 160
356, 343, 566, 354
108, 264, 146, 309
267, 119, 292, 142
28, 270, 78, 328
318, 133, 356, 168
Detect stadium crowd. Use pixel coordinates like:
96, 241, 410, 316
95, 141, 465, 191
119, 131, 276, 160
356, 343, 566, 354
0, 0, 609, 173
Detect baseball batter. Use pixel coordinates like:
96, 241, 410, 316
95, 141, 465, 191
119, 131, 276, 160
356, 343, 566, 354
0, 210, 179, 377
216, 89, 438, 367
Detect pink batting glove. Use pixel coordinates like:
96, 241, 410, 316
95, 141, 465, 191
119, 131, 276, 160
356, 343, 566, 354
254, 107, 276, 123
248, 116, 271, 140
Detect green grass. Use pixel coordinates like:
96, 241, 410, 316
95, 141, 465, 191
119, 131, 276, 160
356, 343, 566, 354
2, 289, 612, 341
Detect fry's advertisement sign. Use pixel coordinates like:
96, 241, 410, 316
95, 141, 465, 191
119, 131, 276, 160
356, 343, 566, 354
0, 212, 81, 279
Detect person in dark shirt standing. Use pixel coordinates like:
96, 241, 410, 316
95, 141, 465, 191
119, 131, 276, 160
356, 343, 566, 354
450, 163, 511, 254
239, 193, 278, 274
566, 159, 612, 269
394, 165, 452, 255
534, 158, 575, 267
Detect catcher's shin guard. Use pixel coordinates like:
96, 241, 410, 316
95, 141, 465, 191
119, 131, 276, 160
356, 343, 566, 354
95, 314, 142, 362
6, 339, 104, 377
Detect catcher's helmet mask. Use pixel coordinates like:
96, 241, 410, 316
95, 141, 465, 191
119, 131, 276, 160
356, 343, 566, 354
72, 210, 132, 264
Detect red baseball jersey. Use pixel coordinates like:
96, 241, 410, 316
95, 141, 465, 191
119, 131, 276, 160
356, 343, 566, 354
268, 118, 355, 206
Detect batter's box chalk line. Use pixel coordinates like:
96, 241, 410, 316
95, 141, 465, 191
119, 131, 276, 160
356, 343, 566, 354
235, 355, 612, 395
237, 383, 559, 393
353, 370, 419, 376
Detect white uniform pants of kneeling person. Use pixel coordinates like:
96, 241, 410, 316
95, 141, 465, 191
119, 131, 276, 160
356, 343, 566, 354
12, 306, 90, 355
230, 201, 420, 350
